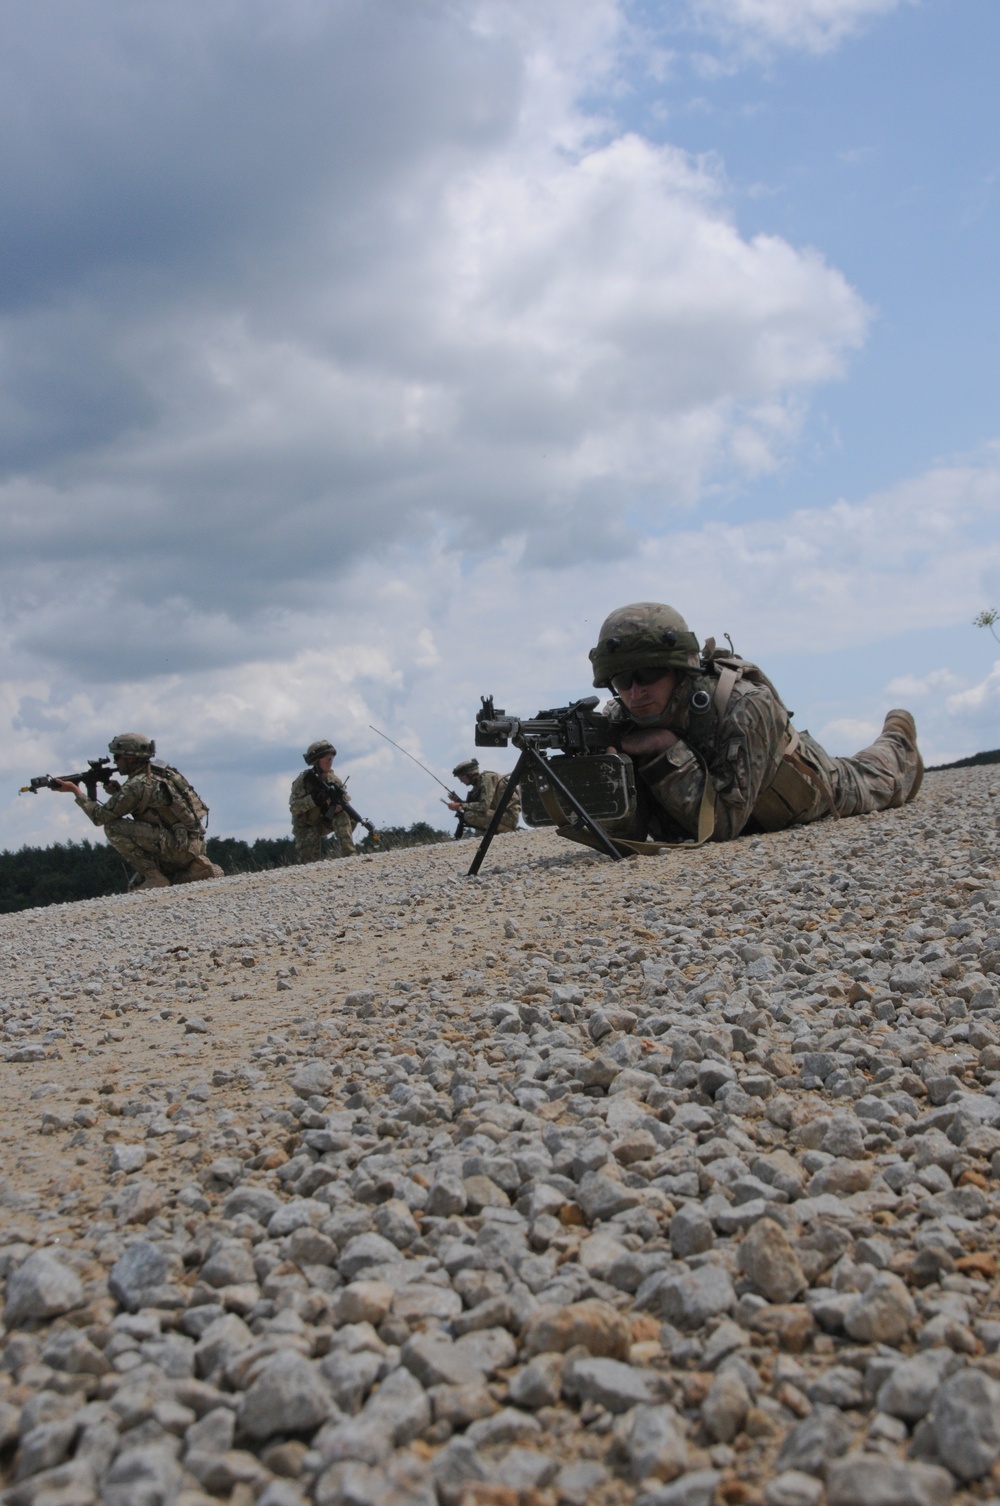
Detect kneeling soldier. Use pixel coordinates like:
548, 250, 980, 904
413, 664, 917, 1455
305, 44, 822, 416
448, 758, 521, 835
53, 733, 220, 891
290, 741, 358, 862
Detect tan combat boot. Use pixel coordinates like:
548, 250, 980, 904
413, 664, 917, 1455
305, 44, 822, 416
178, 855, 223, 883
882, 709, 924, 803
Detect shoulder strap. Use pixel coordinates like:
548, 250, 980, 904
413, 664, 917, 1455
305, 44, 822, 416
712, 664, 741, 720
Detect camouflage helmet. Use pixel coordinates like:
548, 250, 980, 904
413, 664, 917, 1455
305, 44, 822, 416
108, 732, 155, 760
453, 758, 479, 780
304, 740, 336, 764
589, 603, 701, 689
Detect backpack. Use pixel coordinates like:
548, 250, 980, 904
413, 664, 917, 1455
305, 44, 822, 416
150, 761, 210, 831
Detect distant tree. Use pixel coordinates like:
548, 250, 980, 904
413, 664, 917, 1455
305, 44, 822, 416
206, 836, 298, 873
360, 822, 451, 853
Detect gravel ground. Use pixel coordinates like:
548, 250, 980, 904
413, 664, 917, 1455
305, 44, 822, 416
1, 766, 1000, 1506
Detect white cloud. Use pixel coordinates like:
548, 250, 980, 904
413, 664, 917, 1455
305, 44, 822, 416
689, 0, 914, 55
884, 669, 964, 701
816, 716, 879, 749
947, 662, 1000, 726
2, 0, 976, 859
0, 4, 867, 618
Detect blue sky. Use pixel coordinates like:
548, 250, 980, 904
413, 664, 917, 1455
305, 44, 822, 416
2, 0, 999, 850
636, 0, 1000, 515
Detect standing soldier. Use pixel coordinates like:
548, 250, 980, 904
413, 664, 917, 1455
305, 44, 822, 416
52, 733, 220, 891
448, 758, 521, 836
290, 741, 358, 862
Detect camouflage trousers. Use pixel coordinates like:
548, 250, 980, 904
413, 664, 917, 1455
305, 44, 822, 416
103, 819, 214, 884
798, 724, 922, 820
293, 813, 357, 864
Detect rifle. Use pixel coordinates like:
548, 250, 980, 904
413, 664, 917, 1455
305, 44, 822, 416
467, 695, 631, 876
304, 770, 380, 844
20, 757, 115, 802
368, 724, 467, 840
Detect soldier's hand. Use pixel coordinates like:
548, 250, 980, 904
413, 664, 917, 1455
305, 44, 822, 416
104, 779, 122, 793
51, 780, 82, 795
619, 729, 679, 756
447, 800, 464, 812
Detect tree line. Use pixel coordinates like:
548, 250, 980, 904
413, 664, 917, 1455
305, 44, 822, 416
0, 824, 451, 914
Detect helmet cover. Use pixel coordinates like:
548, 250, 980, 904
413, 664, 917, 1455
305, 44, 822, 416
304, 740, 337, 764
453, 759, 480, 780
589, 602, 700, 688
108, 732, 155, 760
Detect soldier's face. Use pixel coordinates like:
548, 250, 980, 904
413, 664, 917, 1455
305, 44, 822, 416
616, 668, 678, 721
316, 754, 334, 774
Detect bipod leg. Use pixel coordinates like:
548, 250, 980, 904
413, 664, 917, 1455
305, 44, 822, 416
527, 746, 626, 862
467, 750, 527, 877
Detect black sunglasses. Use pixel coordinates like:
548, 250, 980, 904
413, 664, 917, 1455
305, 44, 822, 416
611, 667, 672, 692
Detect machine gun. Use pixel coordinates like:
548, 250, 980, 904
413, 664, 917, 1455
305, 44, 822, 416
20, 757, 115, 802
467, 695, 634, 875
304, 770, 380, 844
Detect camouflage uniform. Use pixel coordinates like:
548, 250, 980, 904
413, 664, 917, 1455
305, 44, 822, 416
76, 763, 214, 884
590, 604, 923, 846
290, 767, 357, 862
453, 761, 521, 833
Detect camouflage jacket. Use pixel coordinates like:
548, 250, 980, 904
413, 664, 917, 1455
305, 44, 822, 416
461, 770, 521, 832
605, 674, 797, 842
76, 766, 202, 833
289, 768, 351, 827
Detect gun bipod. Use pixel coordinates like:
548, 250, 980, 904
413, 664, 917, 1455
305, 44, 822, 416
467, 744, 626, 876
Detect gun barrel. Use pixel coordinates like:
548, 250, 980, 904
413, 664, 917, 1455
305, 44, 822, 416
20, 756, 113, 797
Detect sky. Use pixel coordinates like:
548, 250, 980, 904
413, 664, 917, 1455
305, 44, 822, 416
2, 0, 999, 849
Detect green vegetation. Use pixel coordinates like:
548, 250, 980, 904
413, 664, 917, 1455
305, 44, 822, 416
361, 822, 452, 853
974, 608, 1000, 643
928, 748, 1000, 771
0, 823, 452, 914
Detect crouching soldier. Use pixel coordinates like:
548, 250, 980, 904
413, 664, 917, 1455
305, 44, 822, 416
448, 758, 521, 836
53, 733, 221, 891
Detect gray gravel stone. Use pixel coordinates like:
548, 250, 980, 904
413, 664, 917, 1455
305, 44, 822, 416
702, 1366, 751, 1442
636, 1471, 721, 1506
102, 1443, 183, 1506
338, 1232, 403, 1280
776, 1406, 853, 1478
237, 1350, 334, 1441
843, 1273, 916, 1347
738, 1217, 807, 1303
876, 1350, 961, 1423
553, 1460, 609, 1506
107, 1241, 170, 1312
766, 1472, 825, 1506
3, 1250, 84, 1326
402, 1332, 487, 1389
826, 1454, 955, 1506
509, 1352, 563, 1409
929, 1367, 1000, 1480
564, 1355, 661, 1412
656, 1264, 736, 1330
618, 1402, 689, 1483
669, 1204, 715, 1257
